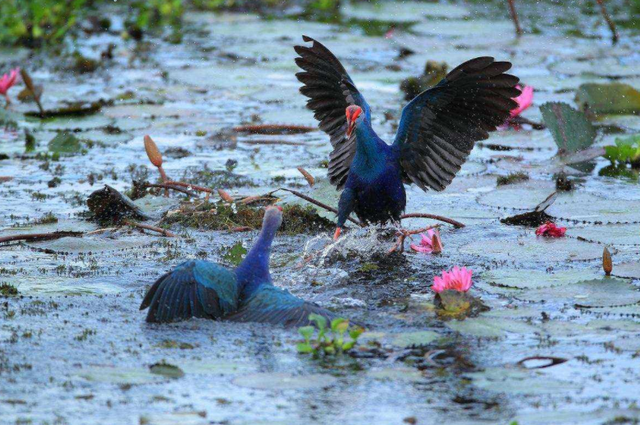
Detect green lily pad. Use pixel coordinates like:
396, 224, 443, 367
150, 362, 184, 379
509, 409, 640, 425
608, 336, 640, 352
611, 261, 640, 279
341, 1, 469, 22
579, 303, 640, 317
180, 361, 254, 375
138, 412, 208, 425
467, 367, 581, 395
27, 236, 156, 254
446, 316, 539, 338
460, 236, 606, 262
48, 132, 83, 154
514, 278, 640, 307
78, 366, 163, 384
547, 193, 640, 224
0, 275, 125, 296
232, 372, 337, 390
540, 102, 596, 154
477, 181, 556, 210
391, 331, 440, 348
482, 269, 600, 291
569, 224, 640, 246
368, 368, 424, 382
576, 83, 640, 116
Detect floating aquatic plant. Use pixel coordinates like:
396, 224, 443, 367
431, 267, 488, 319
297, 314, 364, 356
541, 102, 596, 154
604, 135, 640, 168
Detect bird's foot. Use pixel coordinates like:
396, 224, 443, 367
388, 229, 411, 254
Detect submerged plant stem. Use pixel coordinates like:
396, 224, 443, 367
507, 0, 523, 37
596, 0, 619, 44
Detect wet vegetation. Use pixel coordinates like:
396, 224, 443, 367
2, 0, 640, 424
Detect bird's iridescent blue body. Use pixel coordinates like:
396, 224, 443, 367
339, 122, 406, 226
140, 207, 335, 326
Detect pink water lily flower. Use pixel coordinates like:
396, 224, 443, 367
510, 84, 534, 117
432, 266, 473, 293
410, 228, 443, 254
535, 221, 566, 238
0, 68, 20, 104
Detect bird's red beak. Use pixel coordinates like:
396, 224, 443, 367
345, 105, 362, 139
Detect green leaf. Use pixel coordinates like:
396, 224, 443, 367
330, 318, 347, 332
308, 313, 327, 331
576, 83, 640, 116
342, 341, 356, 351
349, 327, 364, 340
540, 102, 596, 154
604, 134, 640, 164
296, 343, 313, 354
149, 362, 184, 379
48, 132, 82, 154
222, 241, 246, 267
298, 326, 314, 341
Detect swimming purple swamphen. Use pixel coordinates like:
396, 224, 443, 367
140, 206, 334, 326
294, 36, 520, 240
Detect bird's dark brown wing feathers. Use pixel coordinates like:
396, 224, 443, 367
393, 57, 520, 191
294, 35, 371, 189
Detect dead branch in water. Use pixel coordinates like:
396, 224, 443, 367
271, 188, 362, 227
124, 221, 176, 237
596, 0, 619, 44
233, 124, 316, 135
0, 231, 84, 244
400, 213, 465, 229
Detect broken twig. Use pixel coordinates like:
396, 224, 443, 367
400, 213, 465, 229
507, 0, 523, 37
0, 231, 84, 244
596, 0, 619, 44
233, 124, 315, 135
272, 188, 362, 227
124, 220, 176, 237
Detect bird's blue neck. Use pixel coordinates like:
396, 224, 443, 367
235, 225, 277, 299
352, 121, 386, 178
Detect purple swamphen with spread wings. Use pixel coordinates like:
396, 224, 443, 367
294, 36, 520, 240
140, 206, 335, 326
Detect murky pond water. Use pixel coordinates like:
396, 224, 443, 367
2, 1, 640, 424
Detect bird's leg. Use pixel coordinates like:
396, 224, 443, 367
596, 0, 619, 44
507, 0, 523, 37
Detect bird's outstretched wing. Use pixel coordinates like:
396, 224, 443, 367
140, 260, 239, 323
294, 35, 371, 189
393, 57, 520, 191
226, 285, 335, 327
